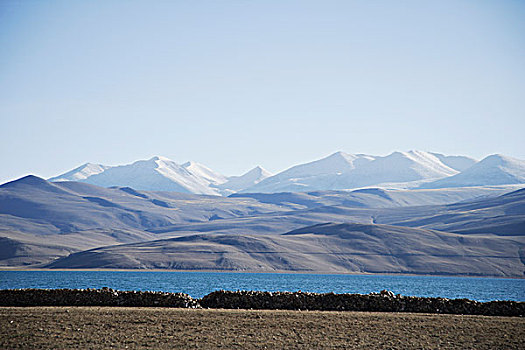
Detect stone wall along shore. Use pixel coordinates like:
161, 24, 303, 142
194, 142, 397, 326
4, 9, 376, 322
0, 288, 197, 308
0, 288, 523, 317
200, 290, 524, 317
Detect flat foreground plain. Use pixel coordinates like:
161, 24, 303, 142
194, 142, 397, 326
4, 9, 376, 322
1, 307, 523, 349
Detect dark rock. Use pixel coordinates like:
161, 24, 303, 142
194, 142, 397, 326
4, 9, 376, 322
0, 289, 523, 317
199, 290, 524, 317
0, 288, 196, 308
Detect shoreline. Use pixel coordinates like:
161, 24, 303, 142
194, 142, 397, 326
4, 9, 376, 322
1, 267, 523, 279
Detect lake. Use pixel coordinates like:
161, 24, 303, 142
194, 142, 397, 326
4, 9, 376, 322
1, 271, 523, 301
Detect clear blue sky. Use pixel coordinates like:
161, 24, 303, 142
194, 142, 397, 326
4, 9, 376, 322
1, 0, 524, 183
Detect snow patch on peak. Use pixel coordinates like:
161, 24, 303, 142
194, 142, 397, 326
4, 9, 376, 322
243, 166, 272, 179
278, 152, 375, 179
250, 166, 272, 178
400, 150, 458, 177
479, 154, 518, 167
351, 150, 458, 180
182, 161, 228, 185
329, 151, 356, 161
149, 155, 173, 162
421, 154, 525, 188
466, 154, 525, 179
49, 163, 111, 182
216, 166, 273, 194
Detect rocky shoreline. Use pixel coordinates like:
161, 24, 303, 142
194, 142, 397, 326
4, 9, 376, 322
201, 290, 525, 317
1, 288, 523, 317
0, 288, 197, 308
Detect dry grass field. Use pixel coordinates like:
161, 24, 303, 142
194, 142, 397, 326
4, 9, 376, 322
1, 307, 523, 349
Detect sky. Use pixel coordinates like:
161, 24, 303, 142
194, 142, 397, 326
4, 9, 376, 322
1, 0, 524, 183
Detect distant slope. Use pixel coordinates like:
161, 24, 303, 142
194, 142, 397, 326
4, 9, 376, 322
46, 223, 524, 277
284, 223, 523, 276
0, 236, 77, 267
231, 186, 517, 210
378, 187, 525, 236
422, 154, 525, 188
151, 186, 520, 238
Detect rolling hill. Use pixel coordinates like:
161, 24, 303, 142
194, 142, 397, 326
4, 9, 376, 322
0, 175, 522, 275
45, 222, 523, 277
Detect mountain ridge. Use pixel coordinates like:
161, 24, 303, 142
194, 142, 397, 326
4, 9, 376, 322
47, 151, 525, 195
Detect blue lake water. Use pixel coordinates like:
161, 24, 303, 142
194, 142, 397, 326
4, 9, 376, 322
1, 271, 523, 302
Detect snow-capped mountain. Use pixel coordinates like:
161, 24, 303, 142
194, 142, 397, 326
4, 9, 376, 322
239, 152, 374, 193
216, 166, 272, 195
49, 156, 266, 196
348, 151, 459, 184
48, 151, 525, 195
61, 156, 222, 195
48, 163, 111, 182
242, 151, 462, 193
421, 154, 525, 188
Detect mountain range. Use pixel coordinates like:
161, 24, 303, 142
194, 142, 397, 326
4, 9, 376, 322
48, 151, 525, 195
2, 150, 524, 276
0, 175, 523, 276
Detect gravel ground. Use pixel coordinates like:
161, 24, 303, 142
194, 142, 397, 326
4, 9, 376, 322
1, 307, 523, 349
